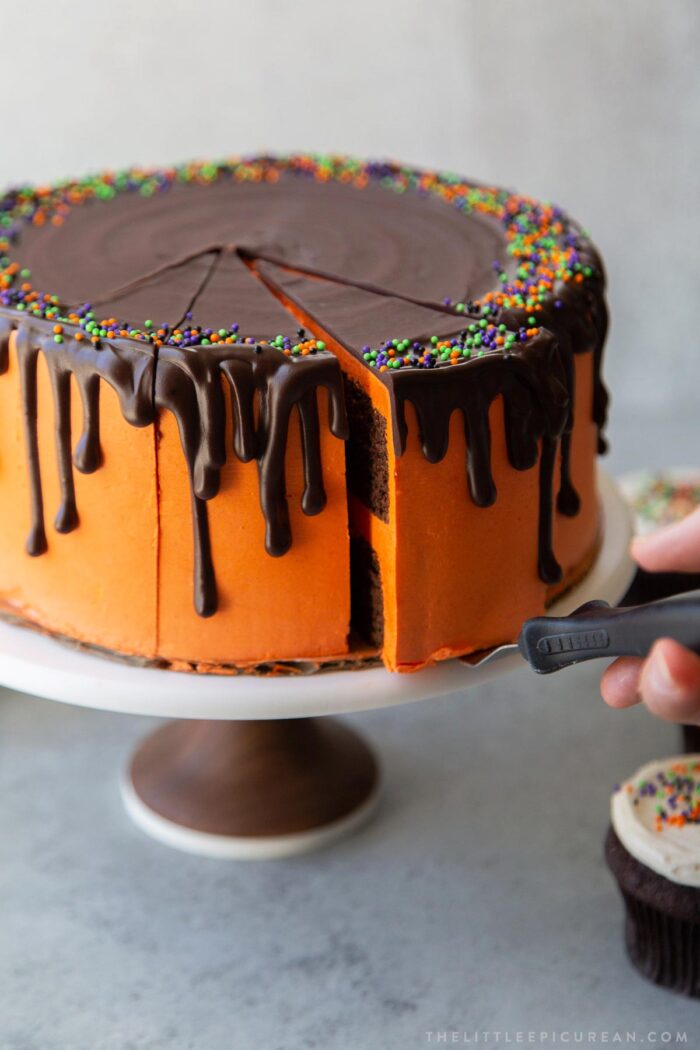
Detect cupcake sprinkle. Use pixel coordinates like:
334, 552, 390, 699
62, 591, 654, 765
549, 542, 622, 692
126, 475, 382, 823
619, 760, 700, 833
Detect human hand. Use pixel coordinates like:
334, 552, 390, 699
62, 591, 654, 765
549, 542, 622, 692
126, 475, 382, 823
601, 506, 700, 725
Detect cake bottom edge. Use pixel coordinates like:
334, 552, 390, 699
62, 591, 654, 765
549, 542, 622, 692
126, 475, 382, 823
0, 527, 602, 677
0, 603, 383, 677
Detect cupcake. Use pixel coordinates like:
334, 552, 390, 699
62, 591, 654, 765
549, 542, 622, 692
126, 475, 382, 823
606, 755, 700, 996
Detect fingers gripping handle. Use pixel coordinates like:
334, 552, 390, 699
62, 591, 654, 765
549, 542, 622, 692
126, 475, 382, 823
518, 591, 700, 674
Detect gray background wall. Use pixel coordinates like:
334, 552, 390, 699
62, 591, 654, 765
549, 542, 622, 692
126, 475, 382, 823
2, 0, 698, 425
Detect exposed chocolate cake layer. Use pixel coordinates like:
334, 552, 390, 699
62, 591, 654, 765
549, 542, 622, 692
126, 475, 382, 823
342, 376, 390, 522
349, 535, 385, 647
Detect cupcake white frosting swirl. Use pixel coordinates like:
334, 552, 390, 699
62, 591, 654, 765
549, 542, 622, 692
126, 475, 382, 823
611, 755, 700, 887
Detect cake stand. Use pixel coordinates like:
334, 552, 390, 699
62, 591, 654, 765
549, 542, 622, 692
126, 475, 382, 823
0, 471, 634, 860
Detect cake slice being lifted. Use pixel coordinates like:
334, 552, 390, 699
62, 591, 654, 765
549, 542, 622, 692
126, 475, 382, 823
0, 156, 609, 673
254, 257, 604, 672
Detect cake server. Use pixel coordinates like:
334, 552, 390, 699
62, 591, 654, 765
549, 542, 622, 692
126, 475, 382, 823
461, 590, 700, 674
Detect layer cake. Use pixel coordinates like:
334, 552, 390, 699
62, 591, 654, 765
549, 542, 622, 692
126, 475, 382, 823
0, 156, 609, 672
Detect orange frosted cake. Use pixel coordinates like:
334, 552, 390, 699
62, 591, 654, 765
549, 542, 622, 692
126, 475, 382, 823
0, 155, 608, 673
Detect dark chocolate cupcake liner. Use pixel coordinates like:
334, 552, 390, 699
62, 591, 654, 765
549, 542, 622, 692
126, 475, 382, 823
621, 889, 700, 996
605, 827, 700, 997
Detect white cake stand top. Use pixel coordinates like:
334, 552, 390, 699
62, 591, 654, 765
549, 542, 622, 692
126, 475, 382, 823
0, 470, 633, 720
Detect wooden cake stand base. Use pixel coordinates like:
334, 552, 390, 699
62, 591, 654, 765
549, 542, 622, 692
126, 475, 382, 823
0, 470, 633, 860
122, 718, 380, 859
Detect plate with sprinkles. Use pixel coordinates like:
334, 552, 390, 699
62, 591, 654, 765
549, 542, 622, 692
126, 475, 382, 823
618, 468, 700, 535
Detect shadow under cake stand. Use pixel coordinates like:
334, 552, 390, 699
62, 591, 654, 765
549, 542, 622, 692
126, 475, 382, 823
0, 471, 633, 860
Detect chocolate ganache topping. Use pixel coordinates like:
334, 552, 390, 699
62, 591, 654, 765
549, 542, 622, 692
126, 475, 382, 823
0, 155, 609, 612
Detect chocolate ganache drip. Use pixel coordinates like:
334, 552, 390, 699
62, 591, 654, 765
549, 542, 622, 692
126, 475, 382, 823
0, 312, 347, 617
0, 314, 154, 556
383, 333, 570, 584
387, 292, 607, 585
155, 343, 347, 616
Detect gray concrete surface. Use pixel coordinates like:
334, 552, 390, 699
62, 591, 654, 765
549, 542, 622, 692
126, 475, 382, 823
1, 412, 699, 1049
